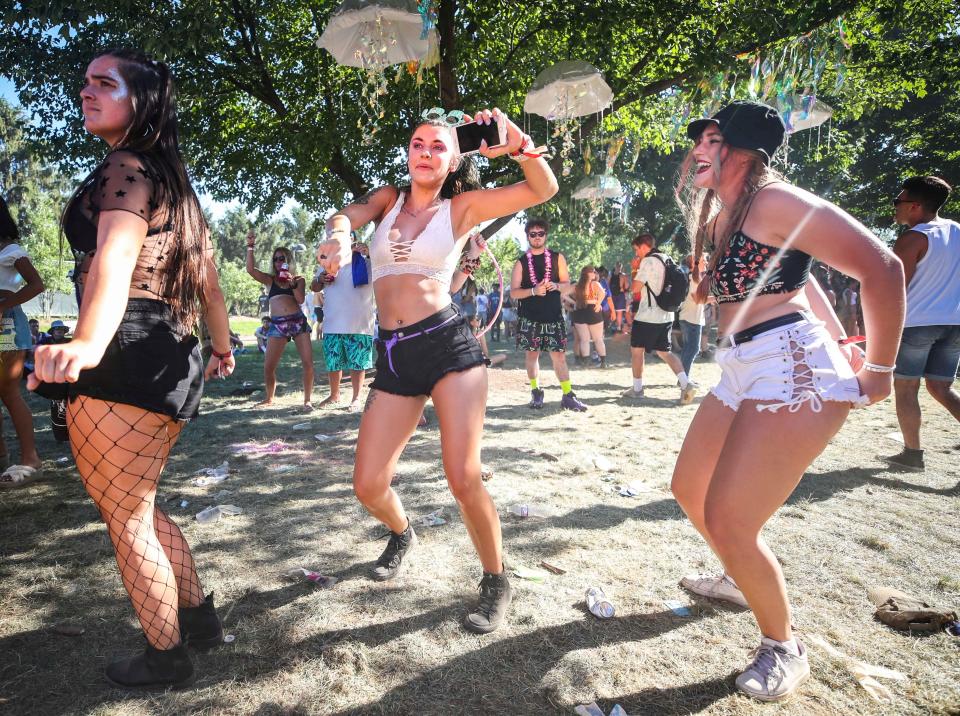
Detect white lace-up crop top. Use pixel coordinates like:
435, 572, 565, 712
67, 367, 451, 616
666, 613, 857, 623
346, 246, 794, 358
370, 192, 460, 289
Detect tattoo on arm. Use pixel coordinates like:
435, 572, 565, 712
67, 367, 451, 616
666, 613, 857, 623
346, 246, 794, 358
353, 187, 381, 206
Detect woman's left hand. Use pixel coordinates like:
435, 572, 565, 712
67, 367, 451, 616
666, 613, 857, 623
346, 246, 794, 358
27, 340, 104, 390
474, 108, 525, 159
204, 352, 236, 381
854, 367, 893, 406
467, 233, 487, 258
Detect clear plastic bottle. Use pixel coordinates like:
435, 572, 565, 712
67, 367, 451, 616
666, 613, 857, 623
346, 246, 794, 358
196, 506, 222, 524
508, 504, 552, 518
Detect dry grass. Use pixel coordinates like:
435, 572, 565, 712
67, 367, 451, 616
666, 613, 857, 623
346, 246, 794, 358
1, 333, 959, 715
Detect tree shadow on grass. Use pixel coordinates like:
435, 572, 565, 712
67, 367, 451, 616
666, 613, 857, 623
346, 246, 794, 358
594, 676, 733, 716
790, 465, 960, 505
320, 608, 722, 715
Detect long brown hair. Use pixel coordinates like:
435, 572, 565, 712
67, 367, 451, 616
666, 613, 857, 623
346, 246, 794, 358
402, 120, 482, 199
574, 265, 597, 309
676, 144, 780, 303
63, 48, 208, 328
271, 246, 295, 277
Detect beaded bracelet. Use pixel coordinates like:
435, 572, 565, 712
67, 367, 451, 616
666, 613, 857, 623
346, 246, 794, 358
863, 362, 895, 373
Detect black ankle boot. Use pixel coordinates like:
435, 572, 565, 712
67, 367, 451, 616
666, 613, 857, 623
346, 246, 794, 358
599, 356, 607, 368
371, 522, 417, 581
105, 642, 194, 689
464, 567, 513, 634
179, 593, 223, 651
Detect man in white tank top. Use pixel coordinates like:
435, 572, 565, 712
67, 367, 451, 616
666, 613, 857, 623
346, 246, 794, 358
888, 176, 960, 471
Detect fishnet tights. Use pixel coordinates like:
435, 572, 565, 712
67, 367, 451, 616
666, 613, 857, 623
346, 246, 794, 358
68, 395, 204, 649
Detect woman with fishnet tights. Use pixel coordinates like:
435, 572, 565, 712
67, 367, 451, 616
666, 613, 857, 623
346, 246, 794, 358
29, 49, 235, 689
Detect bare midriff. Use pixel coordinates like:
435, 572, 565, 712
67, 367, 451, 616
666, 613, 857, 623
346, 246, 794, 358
717, 289, 810, 337
373, 273, 452, 329
268, 293, 302, 317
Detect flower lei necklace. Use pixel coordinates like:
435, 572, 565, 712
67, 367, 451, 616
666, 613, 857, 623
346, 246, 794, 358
526, 248, 551, 286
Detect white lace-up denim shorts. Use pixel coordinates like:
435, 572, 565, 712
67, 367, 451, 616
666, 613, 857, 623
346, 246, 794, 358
711, 313, 866, 413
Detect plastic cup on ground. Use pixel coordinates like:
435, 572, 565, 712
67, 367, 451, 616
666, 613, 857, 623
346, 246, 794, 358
586, 587, 615, 618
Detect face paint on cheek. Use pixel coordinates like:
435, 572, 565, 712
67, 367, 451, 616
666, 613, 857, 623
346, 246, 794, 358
106, 67, 129, 102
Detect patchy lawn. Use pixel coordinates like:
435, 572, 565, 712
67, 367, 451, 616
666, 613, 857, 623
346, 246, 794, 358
1, 333, 958, 715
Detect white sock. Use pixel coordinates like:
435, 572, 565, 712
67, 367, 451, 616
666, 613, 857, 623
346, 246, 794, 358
633, 378, 643, 392
677, 371, 689, 388
772, 637, 800, 656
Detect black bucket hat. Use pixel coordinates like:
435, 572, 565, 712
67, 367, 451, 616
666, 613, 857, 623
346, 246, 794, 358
686, 100, 786, 165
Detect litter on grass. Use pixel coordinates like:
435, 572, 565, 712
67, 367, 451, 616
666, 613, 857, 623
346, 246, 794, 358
418, 508, 446, 527
513, 566, 549, 582
195, 505, 243, 524
618, 481, 654, 497
56, 456, 71, 464
480, 464, 494, 481
223, 634, 236, 643
315, 434, 334, 442
540, 561, 566, 575
592, 454, 615, 472
268, 464, 297, 474
807, 634, 907, 703
292, 422, 312, 431
664, 600, 693, 617
283, 568, 338, 588
575, 706, 628, 716
586, 587, 615, 619
191, 461, 230, 486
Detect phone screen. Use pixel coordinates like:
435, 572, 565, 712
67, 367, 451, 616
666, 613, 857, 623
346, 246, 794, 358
455, 119, 503, 155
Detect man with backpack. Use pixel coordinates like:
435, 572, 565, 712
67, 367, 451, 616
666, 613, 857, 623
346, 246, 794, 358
622, 233, 698, 404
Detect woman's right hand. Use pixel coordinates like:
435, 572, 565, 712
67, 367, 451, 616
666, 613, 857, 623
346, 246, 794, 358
27, 340, 104, 391
854, 368, 893, 406
246, 229, 255, 248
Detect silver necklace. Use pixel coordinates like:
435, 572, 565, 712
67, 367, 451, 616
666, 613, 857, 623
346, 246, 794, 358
400, 197, 441, 218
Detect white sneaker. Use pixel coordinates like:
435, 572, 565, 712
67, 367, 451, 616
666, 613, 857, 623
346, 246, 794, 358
621, 386, 644, 399
679, 573, 749, 608
680, 380, 699, 405
735, 637, 810, 701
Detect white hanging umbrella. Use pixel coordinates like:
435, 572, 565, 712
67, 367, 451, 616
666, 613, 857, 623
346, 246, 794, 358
572, 175, 623, 200
524, 61, 613, 120
317, 0, 434, 69
779, 95, 833, 133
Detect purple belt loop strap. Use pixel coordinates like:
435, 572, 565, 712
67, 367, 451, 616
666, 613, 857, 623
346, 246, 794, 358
381, 312, 458, 377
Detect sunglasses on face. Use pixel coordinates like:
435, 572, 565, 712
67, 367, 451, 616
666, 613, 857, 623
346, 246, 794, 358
892, 198, 916, 206
527, 231, 546, 238
273, 256, 286, 262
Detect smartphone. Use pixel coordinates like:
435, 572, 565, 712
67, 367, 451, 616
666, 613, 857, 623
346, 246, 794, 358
454, 118, 507, 155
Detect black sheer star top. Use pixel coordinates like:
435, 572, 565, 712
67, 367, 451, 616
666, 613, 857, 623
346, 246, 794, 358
63, 150, 206, 300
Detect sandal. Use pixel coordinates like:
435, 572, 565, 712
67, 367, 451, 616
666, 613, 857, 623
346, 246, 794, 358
0, 465, 44, 489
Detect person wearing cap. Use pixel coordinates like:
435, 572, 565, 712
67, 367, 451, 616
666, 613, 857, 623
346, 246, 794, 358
669, 100, 905, 701
40, 320, 72, 345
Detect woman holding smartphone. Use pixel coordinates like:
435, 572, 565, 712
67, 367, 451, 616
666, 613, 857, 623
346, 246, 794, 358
317, 107, 557, 634
30, 48, 234, 688
670, 101, 903, 701
244, 234, 315, 410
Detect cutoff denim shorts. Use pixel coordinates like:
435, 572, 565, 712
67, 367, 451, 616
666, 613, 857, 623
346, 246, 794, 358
711, 314, 865, 413
894, 324, 960, 381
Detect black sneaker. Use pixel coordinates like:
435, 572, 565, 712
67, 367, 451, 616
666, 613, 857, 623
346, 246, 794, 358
105, 642, 194, 689
884, 448, 925, 472
179, 593, 223, 651
528, 388, 545, 409
371, 522, 417, 581
464, 569, 513, 634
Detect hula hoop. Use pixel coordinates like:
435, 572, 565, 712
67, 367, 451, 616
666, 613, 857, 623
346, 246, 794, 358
474, 244, 503, 339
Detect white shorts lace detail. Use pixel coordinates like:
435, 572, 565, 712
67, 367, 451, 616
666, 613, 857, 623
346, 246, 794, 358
710, 316, 866, 413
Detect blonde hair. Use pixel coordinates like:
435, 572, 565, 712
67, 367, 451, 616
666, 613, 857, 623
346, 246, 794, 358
676, 144, 781, 303
271, 246, 295, 276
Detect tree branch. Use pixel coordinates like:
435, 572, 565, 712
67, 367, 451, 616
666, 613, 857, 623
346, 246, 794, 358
438, 0, 459, 109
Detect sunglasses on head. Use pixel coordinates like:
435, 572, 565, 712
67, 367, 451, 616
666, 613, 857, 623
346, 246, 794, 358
421, 107, 466, 126
528, 230, 546, 238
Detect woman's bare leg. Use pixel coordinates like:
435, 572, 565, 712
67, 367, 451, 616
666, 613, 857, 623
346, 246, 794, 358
292, 332, 315, 407
0, 350, 40, 467
259, 337, 285, 405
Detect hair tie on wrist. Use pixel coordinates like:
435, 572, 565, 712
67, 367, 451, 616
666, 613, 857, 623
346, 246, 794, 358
211, 348, 231, 359
863, 361, 895, 373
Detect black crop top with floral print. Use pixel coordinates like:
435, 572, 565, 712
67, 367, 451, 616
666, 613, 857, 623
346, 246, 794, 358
709, 189, 812, 304
63, 150, 208, 299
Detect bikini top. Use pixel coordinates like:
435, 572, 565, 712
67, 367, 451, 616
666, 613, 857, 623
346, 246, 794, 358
710, 187, 812, 304
267, 280, 295, 298
370, 192, 459, 289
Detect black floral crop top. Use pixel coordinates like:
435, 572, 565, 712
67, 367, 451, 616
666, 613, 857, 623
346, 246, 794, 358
710, 189, 812, 304
63, 150, 209, 299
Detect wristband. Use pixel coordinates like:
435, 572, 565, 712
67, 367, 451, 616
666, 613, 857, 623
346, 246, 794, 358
211, 348, 231, 359
838, 335, 866, 345
246, 246, 254, 251
863, 361, 895, 373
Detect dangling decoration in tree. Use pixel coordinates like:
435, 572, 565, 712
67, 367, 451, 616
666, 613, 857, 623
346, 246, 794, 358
524, 61, 613, 177
318, 0, 437, 143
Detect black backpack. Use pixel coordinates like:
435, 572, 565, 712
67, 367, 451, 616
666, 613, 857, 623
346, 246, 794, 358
645, 253, 689, 313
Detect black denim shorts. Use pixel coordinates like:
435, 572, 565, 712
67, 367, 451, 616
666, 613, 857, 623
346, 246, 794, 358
371, 305, 488, 397
34, 298, 204, 421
